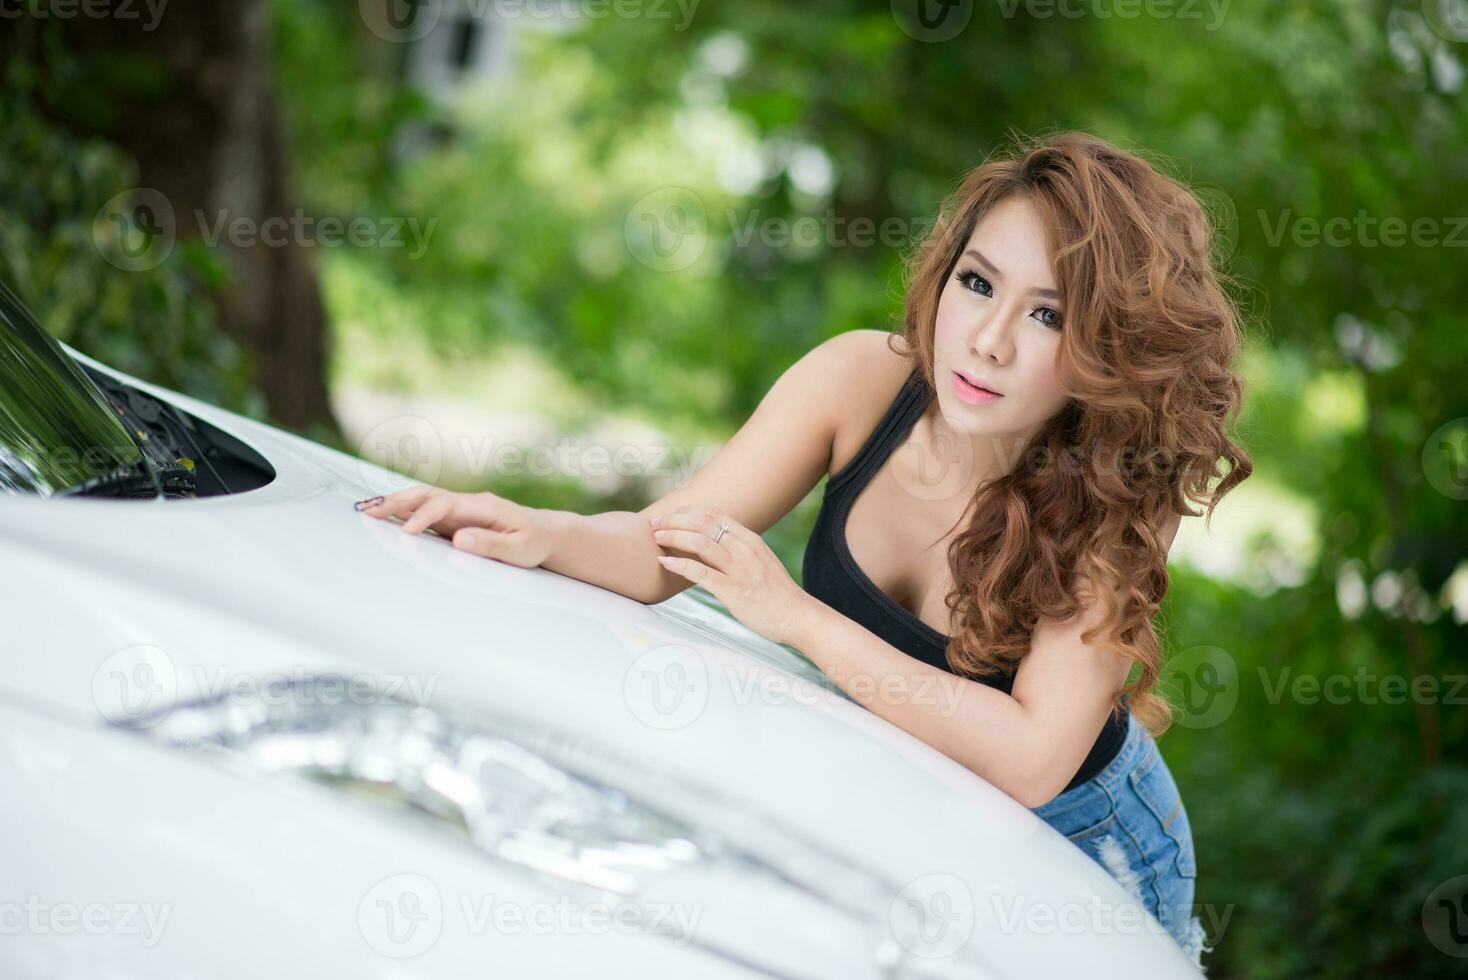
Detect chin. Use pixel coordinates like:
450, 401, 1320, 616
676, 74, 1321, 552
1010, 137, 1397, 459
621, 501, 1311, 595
934, 396, 1003, 437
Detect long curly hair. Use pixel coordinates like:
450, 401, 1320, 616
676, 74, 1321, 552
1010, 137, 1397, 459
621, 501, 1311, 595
891, 130, 1251, 738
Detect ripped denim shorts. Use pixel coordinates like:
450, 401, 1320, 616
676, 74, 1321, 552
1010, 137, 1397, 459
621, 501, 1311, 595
1029, 710, 1212, 971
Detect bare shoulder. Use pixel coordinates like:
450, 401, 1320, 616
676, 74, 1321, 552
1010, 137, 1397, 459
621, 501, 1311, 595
819, 329, 919, 480
815, 327, 905, 366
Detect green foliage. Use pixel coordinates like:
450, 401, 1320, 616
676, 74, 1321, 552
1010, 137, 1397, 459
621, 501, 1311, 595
278, 3, 1466, 973
6, 1, 1466, 974
0, 34, 260, 416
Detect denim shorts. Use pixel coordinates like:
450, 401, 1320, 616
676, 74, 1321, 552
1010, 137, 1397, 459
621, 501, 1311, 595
1029, 710, 1211, 971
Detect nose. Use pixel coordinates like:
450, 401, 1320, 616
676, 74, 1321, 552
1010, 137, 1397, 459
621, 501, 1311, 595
968, 307, 1017, 366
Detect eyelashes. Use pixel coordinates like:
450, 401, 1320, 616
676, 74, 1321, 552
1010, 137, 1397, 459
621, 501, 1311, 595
953, 268, 1063, 331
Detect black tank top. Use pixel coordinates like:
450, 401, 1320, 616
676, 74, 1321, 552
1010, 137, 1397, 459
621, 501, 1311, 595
801, 366, 1129, 795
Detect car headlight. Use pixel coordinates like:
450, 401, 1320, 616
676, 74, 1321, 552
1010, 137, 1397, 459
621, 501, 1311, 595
115, 674, 992, 980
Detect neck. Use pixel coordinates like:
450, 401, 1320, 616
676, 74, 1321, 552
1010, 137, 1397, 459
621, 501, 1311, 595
914, 399, 1037, 498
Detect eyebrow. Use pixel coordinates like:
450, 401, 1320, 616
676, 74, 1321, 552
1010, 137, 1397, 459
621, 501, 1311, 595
963, 249, 1061, 300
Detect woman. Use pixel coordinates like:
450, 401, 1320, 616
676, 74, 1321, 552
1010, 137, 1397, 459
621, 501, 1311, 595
355, 130, 1249, 969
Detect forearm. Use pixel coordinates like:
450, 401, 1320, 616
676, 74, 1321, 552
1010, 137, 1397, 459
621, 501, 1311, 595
787, 599, 1047, 803
536, 509, 685, 605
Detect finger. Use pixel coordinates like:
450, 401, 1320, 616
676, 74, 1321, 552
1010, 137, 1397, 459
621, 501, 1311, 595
663, 510, 749, 553
709, 515, 752, 553
653, 514, 747, 565
651, 528, 731, 567
648, 506, 691, 528
696, 509, 740, 543
401, 497, 451, 535
358, 486, 433, 518
402, 496, 453, 534
452, 527, 515, 562
656, 555, 713, 584
470, 491, 515, 529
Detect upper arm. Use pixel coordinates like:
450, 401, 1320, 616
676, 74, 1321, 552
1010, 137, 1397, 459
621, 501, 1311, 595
637, 330, 884, 535
1010, 510, 1184, 806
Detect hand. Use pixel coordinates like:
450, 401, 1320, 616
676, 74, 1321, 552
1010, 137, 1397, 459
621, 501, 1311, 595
355, 485, 554, 568
649, 506, 815, 647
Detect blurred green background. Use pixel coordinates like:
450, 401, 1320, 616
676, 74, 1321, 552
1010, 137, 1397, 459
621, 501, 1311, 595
3, 1, 1467, 975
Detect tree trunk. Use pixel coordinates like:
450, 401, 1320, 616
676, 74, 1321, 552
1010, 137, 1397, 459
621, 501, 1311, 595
20, 0, 341, 438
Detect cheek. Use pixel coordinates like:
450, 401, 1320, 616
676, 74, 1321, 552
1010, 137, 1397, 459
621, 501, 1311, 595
1018, 336, 1069, 406
932, 286, 962, 347
1032, 350, 1063, 392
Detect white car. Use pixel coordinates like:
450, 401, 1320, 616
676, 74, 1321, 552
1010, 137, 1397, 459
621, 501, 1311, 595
0, 281, 1202, 978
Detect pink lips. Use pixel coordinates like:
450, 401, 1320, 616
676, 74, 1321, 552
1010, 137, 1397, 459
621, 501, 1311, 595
952, 370, 1002, 405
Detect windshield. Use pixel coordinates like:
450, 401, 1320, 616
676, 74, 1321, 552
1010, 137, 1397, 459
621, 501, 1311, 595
0, 280, 151, 496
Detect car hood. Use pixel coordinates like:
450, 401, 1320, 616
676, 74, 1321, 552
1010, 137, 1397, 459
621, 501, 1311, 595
0, 344, 1203, 977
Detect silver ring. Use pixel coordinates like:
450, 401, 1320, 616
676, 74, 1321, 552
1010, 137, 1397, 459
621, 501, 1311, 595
713, 521, 730, 544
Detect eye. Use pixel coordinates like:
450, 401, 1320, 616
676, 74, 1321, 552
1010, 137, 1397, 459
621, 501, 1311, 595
1034, 307, 1063, 331
955, 266, 1063, 330
954, 269, 992, 297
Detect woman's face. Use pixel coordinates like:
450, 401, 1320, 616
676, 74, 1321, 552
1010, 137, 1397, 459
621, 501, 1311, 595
931, 194, 1072, 446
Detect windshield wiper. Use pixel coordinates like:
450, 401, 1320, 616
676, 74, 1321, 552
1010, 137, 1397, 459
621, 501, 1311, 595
54, 458, 197, 499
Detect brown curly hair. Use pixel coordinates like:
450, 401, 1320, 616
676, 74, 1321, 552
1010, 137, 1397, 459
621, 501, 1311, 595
890, 130, 1251, 738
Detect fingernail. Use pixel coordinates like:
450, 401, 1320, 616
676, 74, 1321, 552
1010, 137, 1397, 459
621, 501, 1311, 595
456, 532, 477, 550
354, 496, 383, 512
